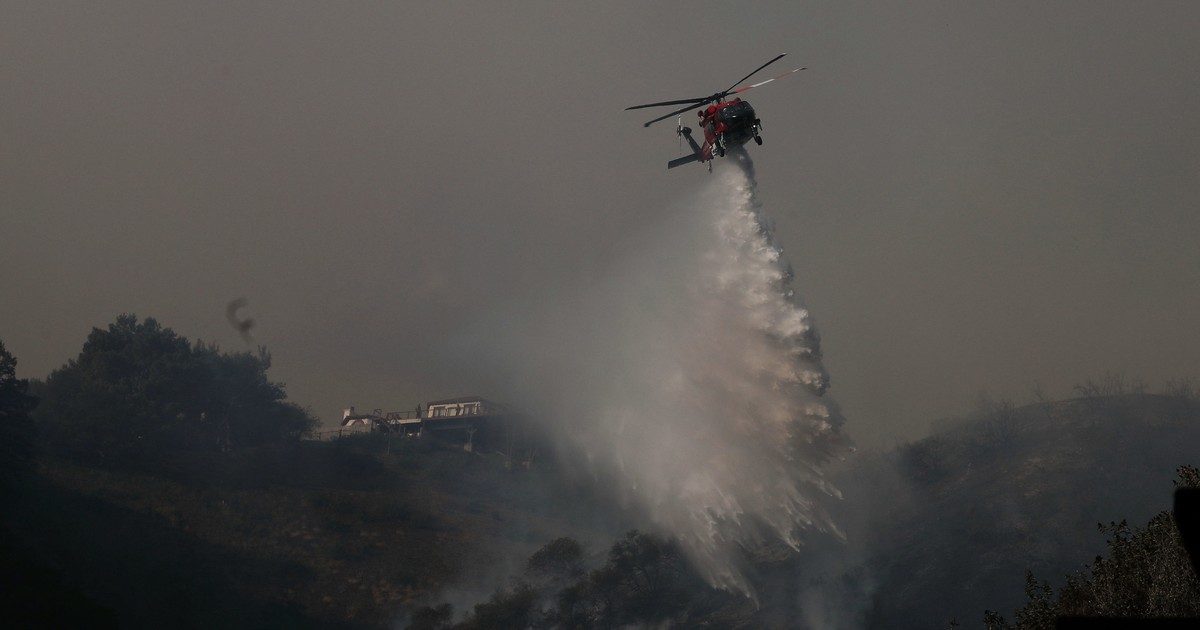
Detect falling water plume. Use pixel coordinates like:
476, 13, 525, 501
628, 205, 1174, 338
464, 147, 849, 595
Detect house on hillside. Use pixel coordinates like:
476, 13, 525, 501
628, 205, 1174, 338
422, 396, 508, 452
316, 396, 531, 464
340, 406, 378, 433
424, 396, 500, 419
381, 409, 423, 437
312, 397, 513, 447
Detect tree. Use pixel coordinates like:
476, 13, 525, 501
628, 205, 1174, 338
526, 537, 585, 585
904, 436, 954, 484
987, 465, 1200, 627
460, 584, 540, 629
195, 343, 315, 449
0, 339, 38, 490
407, 603, 453, 630
431, 530, 733, 629
975, 393, 1019, 449
36, 314, 314, 460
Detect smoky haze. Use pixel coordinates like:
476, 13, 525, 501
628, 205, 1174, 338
2, 2, 1199, 449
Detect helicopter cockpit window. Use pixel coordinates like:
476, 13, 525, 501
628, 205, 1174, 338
717, 102, 756, 127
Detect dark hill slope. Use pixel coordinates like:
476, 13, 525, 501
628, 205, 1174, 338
838, 393, 1200, 628
8, 394, 1198, 628
4, 435, 625, 628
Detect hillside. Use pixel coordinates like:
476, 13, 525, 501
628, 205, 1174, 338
2, 434, 627, 628
838, 393, 1200, 627
5, 392, 1199, 628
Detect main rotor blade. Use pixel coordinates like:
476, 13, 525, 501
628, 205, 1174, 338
643, 101, 706, 127
723, 53, 787, 95
626, 97, 710, 111
729, 66, 806, 95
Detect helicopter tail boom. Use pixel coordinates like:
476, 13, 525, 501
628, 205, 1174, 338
667, 154, 700, 169
667, 125, 705, 170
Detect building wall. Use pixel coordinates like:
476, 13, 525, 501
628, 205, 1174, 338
426, 401, 484, 418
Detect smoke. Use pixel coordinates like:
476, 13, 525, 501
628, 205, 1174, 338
457, 148, 849, 595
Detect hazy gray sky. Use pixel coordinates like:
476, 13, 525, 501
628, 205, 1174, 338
3, 2, 1198, 448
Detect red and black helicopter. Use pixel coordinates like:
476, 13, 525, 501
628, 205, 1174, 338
626, 53, 805, 170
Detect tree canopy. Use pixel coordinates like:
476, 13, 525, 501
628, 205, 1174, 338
0, 339, 38, 489
36, 314, 314, 460
985, 465, 1200, 628
412, 530, 744, 630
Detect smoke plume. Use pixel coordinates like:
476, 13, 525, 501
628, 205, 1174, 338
459, 148, 849, 594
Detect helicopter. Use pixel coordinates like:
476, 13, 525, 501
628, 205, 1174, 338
626, 53, 805, 170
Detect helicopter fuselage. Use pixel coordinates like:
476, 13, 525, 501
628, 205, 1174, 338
696, 98, 761, 160
627, 53, 800, 170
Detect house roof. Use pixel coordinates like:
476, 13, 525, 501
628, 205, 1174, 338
425, 396, 493, 406
340, 415, 377, 427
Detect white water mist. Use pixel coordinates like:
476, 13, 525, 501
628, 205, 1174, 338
460, 149, 849, 594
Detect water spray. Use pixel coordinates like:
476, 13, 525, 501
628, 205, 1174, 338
465, 148, 848, 595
